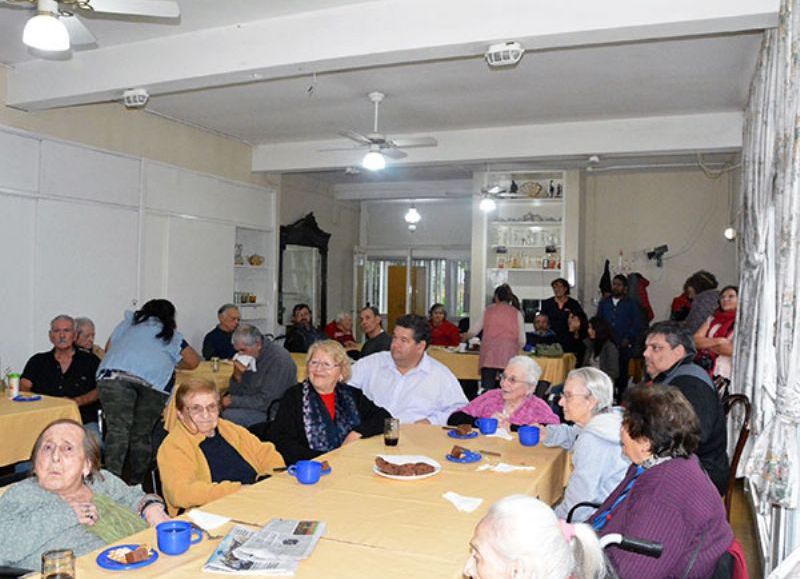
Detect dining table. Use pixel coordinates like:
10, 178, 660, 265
0, 394, 81, 466
69, 423, 569, 578
427, 348, 576, 385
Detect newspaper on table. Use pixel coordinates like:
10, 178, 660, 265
203, 519, 326, 575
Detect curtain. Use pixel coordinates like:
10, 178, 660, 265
739, 1, 800, 510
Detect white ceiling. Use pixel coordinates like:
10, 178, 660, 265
0, 0, 778, 189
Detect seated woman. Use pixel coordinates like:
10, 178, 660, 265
463, 494, 611, 579
591, 384, 733, 578
0, 419, 169, 570
448, 356, 559, 430
540, 368, 629, 522
323, 312, 358, 349
272, 340, 391, 466
562, 311, 588, 364
157, 378, 285, 515
428, 303, 461, 347
582, 316, 619, 381
693, 285, 737, 388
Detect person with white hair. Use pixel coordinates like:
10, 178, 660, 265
540, 367, 629, 522
323, 311, 358, 349
448, 356, 559, 429
75, 316, 105, 359
463, 494, 611, 579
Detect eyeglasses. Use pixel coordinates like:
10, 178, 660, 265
187, 403, 219, 416
499, 373, 532, 386
561, 391, 592, 401
309, 360, 339, 371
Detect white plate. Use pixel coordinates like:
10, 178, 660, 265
373, 454, 442, 481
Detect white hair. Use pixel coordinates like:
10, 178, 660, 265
482, 495, 610, 579
335, 311, 352, 323
506, 355, 542, 387
566, 367, 614, 413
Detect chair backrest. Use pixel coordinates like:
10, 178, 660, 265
723, 394, 752, 521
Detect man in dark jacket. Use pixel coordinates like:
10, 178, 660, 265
597, 274, 642, 397
642, 320, 729, 494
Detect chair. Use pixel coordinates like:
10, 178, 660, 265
723, 393, 752, 521
566, 501, 600, 523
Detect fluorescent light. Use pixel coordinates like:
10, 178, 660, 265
23, 13, 70, 52
404, 206, 421, 224
362, 150, 385, 171
479, 197, 496, 212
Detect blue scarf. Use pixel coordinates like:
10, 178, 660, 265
301, 380, 361, 452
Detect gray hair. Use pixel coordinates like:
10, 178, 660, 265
50, 314, 75, 330
74, 317, 95, 335
217, 303, 239, 316
646, 320, 696, 356
506, 355, 542, 390
232, 324, 263, 347
566, 367, 613, 413
335, 311, 352, 323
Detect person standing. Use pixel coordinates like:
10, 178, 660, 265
596, 274, 641, 398
540, 278, 585, 347
683, 270, 720, 334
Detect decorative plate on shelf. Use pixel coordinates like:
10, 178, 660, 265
520, 181, 544, 198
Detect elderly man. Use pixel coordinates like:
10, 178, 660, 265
358, 306, 392, 358
20, 315, 101, 433
284, 303, 326, 353
221, 324, 297, 427
643, 320, 729, 494
350, 314, 466, 425
202, 304, 240, 359
525, 312, 558, 350
75, 317, 105, 359
324, 312, 358, 349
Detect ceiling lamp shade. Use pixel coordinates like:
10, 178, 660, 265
362, 148, 386, 171
23, 13, 70, 52
479, 197, 497, 212
404, 205, 421, 224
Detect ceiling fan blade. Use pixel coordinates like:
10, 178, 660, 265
82, 0, 180, 18
317, 145, 367, 152
338, 130, 373, 146
381, 148, 407, 160
390, 136, 438, 148
0, 0, 35, 11
60, 13, 96, 46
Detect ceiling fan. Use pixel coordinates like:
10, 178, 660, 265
2, 0, 180, 53
322, 91, 438, 171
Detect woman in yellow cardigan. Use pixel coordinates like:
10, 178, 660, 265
157, 378, 285, 515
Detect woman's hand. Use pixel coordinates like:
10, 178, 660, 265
491, 411, 511, 432
69, 500, 99, 526
143, 503, 171, 526
343, 431, 363, 445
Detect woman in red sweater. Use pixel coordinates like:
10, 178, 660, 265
428, 303, 461, 347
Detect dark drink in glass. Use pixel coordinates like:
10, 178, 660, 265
384, 417, 400, 446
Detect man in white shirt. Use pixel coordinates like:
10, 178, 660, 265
350, 314, 467, 425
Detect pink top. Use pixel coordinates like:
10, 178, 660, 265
479, 302, 523, 370
456, 389, 559, 425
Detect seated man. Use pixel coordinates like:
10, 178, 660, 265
221, 324, 297, 427
202, 304, 240, 359
75, 316, 105, 359
21, 315, 101, 436
525, 312, 558, 349
284, 303, 326, 353
359, 306, 392, 358
324, 312, 358, 349
350, 314, 467, 425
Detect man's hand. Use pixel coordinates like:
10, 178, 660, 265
232, 360, 246, 383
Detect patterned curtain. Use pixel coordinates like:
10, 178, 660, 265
739, 1, 800, 510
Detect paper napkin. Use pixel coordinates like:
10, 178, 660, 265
485, 428, 513, 441
477, 462, 537, 473
443, 491, 483, 513
232, 353, 257, 372
189, 509, 231, 530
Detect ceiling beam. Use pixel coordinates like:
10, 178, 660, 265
251, 112, 743, 172
333, 179, 474, 200
6, 0, 777, 111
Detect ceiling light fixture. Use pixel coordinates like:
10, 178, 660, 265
362, 146, 385, 171
485, 41, 525, 68
723, 227, 737, 241
404, 205, 421, 225
23, 10, 70, 52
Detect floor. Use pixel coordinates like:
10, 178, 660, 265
730, 480, 762, 578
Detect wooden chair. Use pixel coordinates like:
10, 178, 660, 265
723, 393, 752, 521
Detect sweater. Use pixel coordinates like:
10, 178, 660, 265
272, 382, 391, 466
0, 471, 145, 570
544, 409, 630, 521
157, 417, 285, 515
595, 456, 733, 579
361, 331, 392, 358
429, 320, 461, 347
447, 389, 559, 427
540, 297, 585, 346
596, 297, 641, 346
226, 340, 296, 417
685, 288, 721, 334
202, 326, 236, 359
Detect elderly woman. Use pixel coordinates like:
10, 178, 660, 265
157, 378, 285, 515
448, 356, 558, 429
694, 285, 738, 384
540, 368, 629, 521
0, 419, 169, 570
591, 385, 733, 578
428, 303, 461, 347
75, 316, 105, 359
324, 312, 358, 349
463, 495, 611, 579
272, 340, 391, 466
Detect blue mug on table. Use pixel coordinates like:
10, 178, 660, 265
156, 521, 202, 556
474, 417, 498, 435
519, 425, 540, 446
288, 460, 322, 485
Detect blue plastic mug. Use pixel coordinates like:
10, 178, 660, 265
474, 417, 498, 435
288, 460, 322, 485
156, 521, 202, 556
519, 425, 540, 446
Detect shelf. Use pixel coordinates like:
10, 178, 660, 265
493, 197, 563, 205
491, 245, 559, 250
490, 221, 562, 227
235, 264, 268, 270
487, 268, 561, 273
238, 303, 267, 307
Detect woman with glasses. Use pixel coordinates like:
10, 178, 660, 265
157, 378, 285, 515
540, 368, 629, 522
272, 340, 391, 466
591, 384, 733, 578
447, 356, 558, 430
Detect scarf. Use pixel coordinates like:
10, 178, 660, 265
301, 380, 361, 453
694, 308, 736, 375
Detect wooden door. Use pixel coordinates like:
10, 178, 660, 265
387, 265, 425, 333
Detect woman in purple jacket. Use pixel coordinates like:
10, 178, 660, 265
591, 384, 733, 578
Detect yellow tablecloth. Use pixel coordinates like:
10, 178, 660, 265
0, 394, 81, 466
428, 348, 576, 384
175, 360, 233, 394
71, 423, 567, 578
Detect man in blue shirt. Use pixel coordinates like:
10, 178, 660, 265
597, 275, 641, 398
202, 304, 240, 359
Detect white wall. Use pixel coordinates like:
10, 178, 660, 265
0, 125, 277, 372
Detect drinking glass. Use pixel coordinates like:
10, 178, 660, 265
42, 549, 74, 579
384, 418, 400, 446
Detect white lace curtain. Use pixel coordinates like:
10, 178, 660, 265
737, 0, 800, 510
